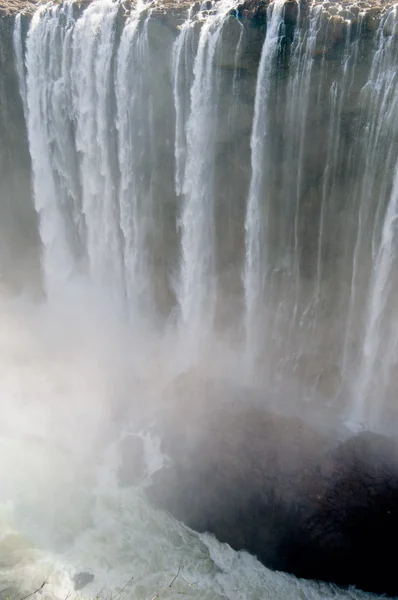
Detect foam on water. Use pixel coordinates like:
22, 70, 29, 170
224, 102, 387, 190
0, 290, 381, 600
0, 428, 375, 600
5, 0, 398, 596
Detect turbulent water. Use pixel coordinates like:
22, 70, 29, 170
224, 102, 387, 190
1, 0, 398, 597
11, 0, 398, 429
0, 294, 380, 600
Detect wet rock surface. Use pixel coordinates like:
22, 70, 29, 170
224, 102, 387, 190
73, 572, 95, 591
0, 15, 40, 292
144, 379, 398, 596
286, 432, 398, 595
0, 0, 397, 27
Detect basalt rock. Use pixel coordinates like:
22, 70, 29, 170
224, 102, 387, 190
145, 379, 398, 596
287, 431, 398, 596
73, 572, 95, 591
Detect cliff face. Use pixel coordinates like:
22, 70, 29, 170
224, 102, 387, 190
2, 0, 398, 594
144, 379, 398, 596
0, 0, 396, 37
0, 15, 39, 292
1, 0, 398, 414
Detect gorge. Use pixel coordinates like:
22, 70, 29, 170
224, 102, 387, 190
1, 0, 398, 597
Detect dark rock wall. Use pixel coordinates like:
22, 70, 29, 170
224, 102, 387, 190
0, 15, 40, 293
146, 379, 398, 595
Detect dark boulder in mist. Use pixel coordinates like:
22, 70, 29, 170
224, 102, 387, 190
73, 572, 94, 591
288, 430, 398, 596
143, 378, 398, 596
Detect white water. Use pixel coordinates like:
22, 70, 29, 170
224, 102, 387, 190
346, 6, 398, 428
70, 0, 124, 301
352, 162, 398, 426
116, 2, 155, 323
13, 14, 27, 119
0, 292, 377, 600
4, 0, 398, 597
243, 0, 285, 373
177, 0, 237, 347
20, 0, 398, 429
25, 4, 76, 296
172, 6, 194, 198
286, 5, 322, 325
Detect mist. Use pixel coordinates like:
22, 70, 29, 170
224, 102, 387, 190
1, 0, 398, 597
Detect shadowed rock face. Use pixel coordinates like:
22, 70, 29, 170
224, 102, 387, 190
73, 572, 95, 591
143, 379, 398, 596
1, 0, 396, 34
288, 432, 398, 595
0, 16, 40, 293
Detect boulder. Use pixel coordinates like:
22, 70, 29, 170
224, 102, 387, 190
287, 431, 398, 595
145, 379, 398, 596
73, 572, 94, 591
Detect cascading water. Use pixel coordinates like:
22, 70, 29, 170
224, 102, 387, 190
176, 0, 238, 348
25, 4, 77, 295
172, 6, 195, 199
70, 0, 125, 301
243, 0, 285, 372
347, 6, 398, 427
3, 0, 398, 596
282, 4, 322, 326
14, 0, 398, 452
116, 1, 156, 323
13, 13, 27, 118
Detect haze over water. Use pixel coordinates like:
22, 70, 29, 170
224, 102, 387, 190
0, 0, 398, 597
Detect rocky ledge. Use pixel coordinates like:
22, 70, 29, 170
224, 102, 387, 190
120, 377, 398, 597
0, 0, 397, 30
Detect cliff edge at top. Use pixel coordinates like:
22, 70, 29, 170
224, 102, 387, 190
0, 0, 396, 27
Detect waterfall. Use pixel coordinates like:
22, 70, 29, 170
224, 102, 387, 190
243, 0, 285, 371
70, 0, 124, 303
116, 2, 156, 323
172, 6, 194, 198
231, 19, 244, 98
7, 3, 398, 597
349, 7, 398, 428
353, 164, 398, 427
25, 4, 76, 296
14, 0, 398, 429
13, 14, 27, 119
284, 5, 322, 326
331, 22, 364, 383
176, 0, 237, 348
